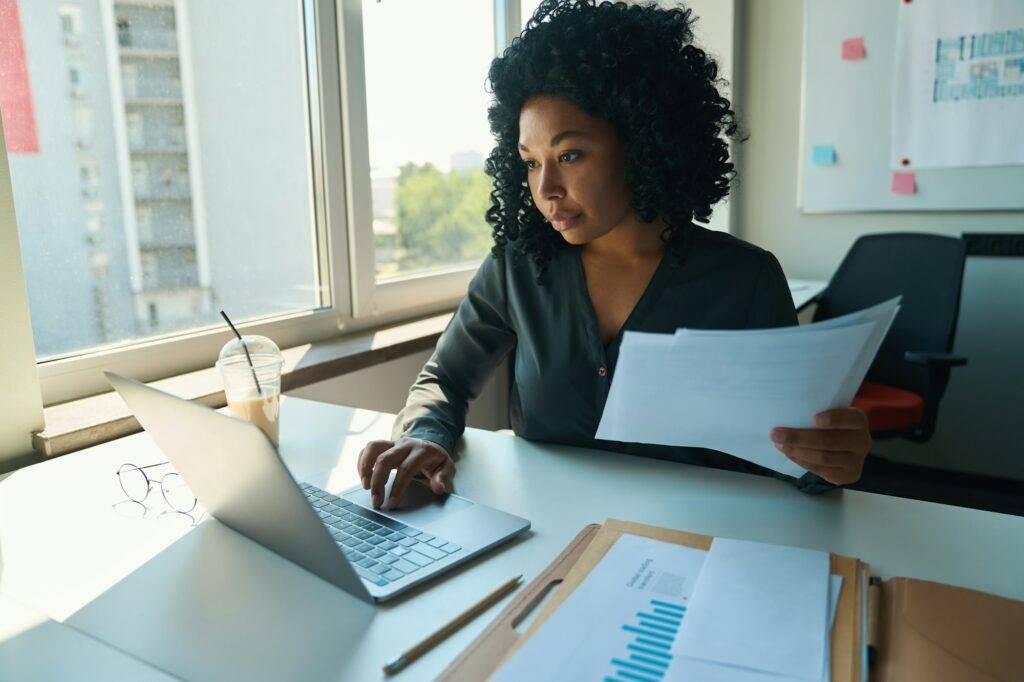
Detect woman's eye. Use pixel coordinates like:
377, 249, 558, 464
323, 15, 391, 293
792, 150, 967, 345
522, 153, 577, 169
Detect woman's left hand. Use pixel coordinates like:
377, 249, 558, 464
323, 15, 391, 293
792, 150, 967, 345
770, 408, 872, 485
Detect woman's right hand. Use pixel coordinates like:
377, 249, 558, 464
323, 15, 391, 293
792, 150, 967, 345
356, 437, 456, 510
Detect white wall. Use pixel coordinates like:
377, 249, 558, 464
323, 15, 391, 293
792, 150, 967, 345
0, 118, 45, 463
734, 0, 1024, 480
287, 351, 510, 438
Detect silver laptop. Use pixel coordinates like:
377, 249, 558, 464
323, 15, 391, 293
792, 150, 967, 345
106, 371, 530, 603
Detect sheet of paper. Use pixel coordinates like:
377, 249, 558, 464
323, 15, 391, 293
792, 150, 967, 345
892, 0, 1024, 169
665, 574, 842, 682
803, 297, 900, 405
860, 571, 869, 682
682, 297, 901, 407
596, 322, 875, 477
672, 538, 831, 682
679, 297, 899, 340
491, 534, 707, 682
824, 574, 842, 682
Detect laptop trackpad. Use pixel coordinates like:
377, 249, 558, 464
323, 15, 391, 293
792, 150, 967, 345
341, 480, 473, 528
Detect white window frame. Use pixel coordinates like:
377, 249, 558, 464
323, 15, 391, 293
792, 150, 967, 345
25, 0, 521, 405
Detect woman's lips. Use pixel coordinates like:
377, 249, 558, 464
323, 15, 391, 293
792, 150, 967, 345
550, 213, 582, 231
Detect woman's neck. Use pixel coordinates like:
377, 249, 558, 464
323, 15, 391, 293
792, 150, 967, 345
582, 215, 666, 264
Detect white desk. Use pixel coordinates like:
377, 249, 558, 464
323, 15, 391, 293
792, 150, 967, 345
0, 594, 174, 680
788, 278, 828, 312
2, 397, 1023, 681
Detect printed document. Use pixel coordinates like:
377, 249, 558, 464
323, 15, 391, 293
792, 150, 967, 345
491, 533, 843, 682
595, 298, 900, 478
892, 0, 1024, 169
491, 534, 706, 682
670, 538, 831, 681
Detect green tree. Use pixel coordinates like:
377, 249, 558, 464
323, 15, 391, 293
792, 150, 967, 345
394, 162, 493, 272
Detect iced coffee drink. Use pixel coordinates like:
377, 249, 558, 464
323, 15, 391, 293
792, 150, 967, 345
226, 390, 280, 446
216, 334, 284, 446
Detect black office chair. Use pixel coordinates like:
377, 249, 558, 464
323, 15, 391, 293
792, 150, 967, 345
813, 233, 968, 443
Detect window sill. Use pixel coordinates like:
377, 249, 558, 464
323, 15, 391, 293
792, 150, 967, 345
32, 312, 452, 458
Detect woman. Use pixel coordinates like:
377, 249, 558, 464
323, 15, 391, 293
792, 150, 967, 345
358, 0, 871, 509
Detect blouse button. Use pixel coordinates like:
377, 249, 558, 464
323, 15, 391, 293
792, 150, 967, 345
598, 366, 607, 377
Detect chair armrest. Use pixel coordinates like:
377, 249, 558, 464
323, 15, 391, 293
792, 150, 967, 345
904, 351, 968, 367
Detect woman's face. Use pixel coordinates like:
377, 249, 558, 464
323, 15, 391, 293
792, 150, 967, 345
518, 95, 634, 245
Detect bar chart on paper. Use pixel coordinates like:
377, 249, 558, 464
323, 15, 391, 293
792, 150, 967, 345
491, 534, 706, 682
608, 599, 686, 682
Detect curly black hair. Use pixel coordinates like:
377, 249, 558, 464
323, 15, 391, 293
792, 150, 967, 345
484, 0, 741, 275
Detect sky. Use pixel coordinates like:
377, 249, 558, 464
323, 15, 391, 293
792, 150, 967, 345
362, 0, 498, 173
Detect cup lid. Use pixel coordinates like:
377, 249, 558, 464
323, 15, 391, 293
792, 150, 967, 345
217, 335, 282, 367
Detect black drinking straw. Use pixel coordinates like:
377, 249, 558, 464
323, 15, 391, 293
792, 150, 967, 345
220, 310, 263, 396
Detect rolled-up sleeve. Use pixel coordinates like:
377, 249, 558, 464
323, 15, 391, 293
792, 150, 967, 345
392, 253, 517, 455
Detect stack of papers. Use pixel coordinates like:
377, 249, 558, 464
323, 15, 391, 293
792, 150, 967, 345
595, 298, 901, 477
492, 534, 841, 682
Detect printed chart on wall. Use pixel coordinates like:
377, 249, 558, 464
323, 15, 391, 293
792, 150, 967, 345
892, 0, 1024, 169
800, 0, 1024, 212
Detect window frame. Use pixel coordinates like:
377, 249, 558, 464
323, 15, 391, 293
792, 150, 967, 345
24, 0, 521, 406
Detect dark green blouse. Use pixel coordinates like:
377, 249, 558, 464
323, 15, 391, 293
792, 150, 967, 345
393, 225, 832, 493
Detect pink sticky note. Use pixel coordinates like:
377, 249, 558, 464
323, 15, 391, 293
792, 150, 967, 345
892, 172, 916, 195
842, 37, 866, 60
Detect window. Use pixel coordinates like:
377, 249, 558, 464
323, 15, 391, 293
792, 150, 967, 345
342, 0, 518, 319
67, 57, 85, 101
84, 203, 104, 234
2, 0, 523, 405
521, 0, 542, 26
4, 0, 325, 402
73, 104, 94, 139
79, 155, 100, 198
116, 17, 131, 48
360, 0, 496, 280
59, 5, 82, 46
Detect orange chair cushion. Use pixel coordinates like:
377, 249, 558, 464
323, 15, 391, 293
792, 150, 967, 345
851, 381, 925, 433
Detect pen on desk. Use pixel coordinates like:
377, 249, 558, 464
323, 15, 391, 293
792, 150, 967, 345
382, 574, 523, 676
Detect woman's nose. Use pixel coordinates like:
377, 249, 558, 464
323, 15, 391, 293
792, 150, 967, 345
537, 165, 565, 200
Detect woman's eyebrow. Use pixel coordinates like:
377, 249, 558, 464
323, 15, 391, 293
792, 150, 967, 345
518, 130, 588, 151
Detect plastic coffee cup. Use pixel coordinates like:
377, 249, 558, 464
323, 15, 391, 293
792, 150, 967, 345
216, 335, 284, 446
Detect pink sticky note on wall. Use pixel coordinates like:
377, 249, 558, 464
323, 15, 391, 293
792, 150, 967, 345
842, 37, 866, 60
892, 172, 916, 195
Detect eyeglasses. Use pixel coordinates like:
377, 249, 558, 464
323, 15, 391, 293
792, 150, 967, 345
116, 461, 197, 514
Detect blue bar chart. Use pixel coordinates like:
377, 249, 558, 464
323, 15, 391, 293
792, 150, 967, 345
490, 534, 708, 682
604, 598, 686, 681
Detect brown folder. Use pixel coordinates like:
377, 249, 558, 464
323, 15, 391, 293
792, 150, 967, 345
873, 577, 1024, 682
438, 518, 1024, 682
439, 519, 863, 681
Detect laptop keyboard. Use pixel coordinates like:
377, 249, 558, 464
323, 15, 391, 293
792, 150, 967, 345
299, 482, 462, 587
